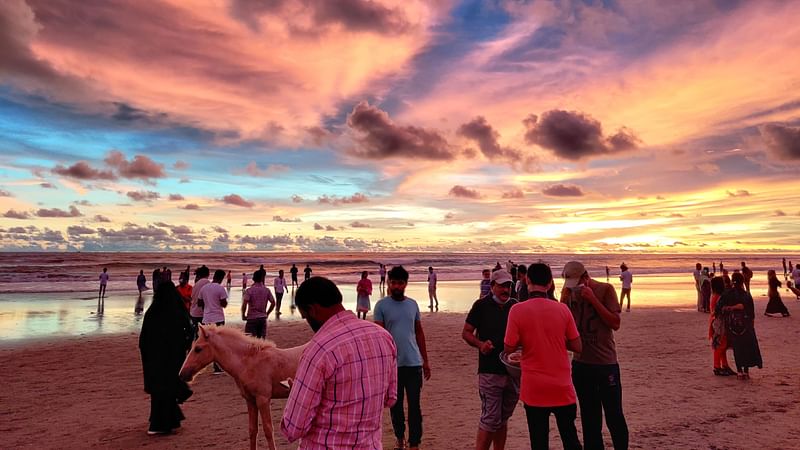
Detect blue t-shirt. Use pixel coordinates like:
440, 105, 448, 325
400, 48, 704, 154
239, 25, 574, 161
374, 296, 422, 367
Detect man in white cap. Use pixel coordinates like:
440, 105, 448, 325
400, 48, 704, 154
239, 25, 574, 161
462, 269, 519, 450
560, 261, 628, 450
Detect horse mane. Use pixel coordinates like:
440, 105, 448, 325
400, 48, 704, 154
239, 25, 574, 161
210, 325, 277, 352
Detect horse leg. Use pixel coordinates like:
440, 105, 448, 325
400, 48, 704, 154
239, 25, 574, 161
257, 397, 276, 450
246, 398, 259, 450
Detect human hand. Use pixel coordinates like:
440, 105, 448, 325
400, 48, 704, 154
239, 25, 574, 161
422, 362, 431, 380
479, 340, 494, 355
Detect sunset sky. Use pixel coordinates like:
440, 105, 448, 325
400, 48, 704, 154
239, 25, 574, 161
1, 0, 799, 252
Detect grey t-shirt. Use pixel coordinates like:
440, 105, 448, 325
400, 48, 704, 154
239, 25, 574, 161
565, 281, 620, 365
374, 296, 422, 367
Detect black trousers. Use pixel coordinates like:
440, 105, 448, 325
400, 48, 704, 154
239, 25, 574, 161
572, 361, 629, 450
524, 403, 582, 450
391, 366, 423, 446
149, 393, 184, 432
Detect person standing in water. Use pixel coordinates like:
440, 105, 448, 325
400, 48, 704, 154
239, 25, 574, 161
98, 268, 109, 312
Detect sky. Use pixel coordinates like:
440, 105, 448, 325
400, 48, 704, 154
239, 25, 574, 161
0, 0, 799, 253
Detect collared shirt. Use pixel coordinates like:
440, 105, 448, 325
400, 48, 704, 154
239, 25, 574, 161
190, 278, 209, 318
281, 310, 398, 449
243, 282, 274, 319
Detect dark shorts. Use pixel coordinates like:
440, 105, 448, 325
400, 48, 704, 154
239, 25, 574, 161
478, 373, 520, 432
244, 318, 267, 339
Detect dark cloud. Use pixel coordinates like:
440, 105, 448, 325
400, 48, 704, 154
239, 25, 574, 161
502, 189, 524, 199
126, 190, 160, 202
181, 203, 201, 210
774, 210, 787, 217
67, 225, 95, 235
668, 213, 684, 218
326, 225, 337, 231
291, 195, 303, 203
104, 150, 166, 181
542, 184, 585, 197
243, 223, 261, 227
3, 209, 30, 219
93, 214, 111, 223
759, 123, 800, 160
180, 178, 190, 184
317, 192, 369, 206
726, 189, 751, 197
239, 162, 290, 177
0, 189, 12, 197
72, 200, 92, 206
212, 226, 228, 233
458, 116, 535, 169
35, 205, 82, 217
97, 224, 170, 242
523, 110, 640, 160
111, 102, 166, 122
52, 161, 117, 181
449, 185, 481, 199
314, 223, 324, 230
173, 160, 189, 170
168, 194, 185, 201
350, 221, 371, 228
273, 215, 301, 223
229, 0, 410, 35
38, 182, 56, 189
221, 194, 255, 208
347, 101, 456, 160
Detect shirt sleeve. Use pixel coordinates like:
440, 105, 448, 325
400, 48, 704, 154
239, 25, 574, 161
414, 302, 421, 321
384, 336, 398, 408
504, 308, 519, 347
465, 301, 480, 328
280, 344, 330, 442
374, 301, 384, 322
603, 284, 621, 314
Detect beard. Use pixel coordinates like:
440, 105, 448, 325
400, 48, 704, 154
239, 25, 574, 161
306, 316, 324, 332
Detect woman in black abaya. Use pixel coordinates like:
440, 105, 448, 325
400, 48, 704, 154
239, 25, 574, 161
139, 281, 194, 435
716, 272, 763, 380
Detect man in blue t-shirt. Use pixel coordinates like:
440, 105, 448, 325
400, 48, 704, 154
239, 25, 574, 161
374, 265, 431, 450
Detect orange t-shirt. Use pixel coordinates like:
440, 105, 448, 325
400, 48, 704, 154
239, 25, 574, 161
505, 297, 580, 407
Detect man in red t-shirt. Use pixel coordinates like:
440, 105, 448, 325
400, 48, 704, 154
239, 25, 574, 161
505, 263, 582, 450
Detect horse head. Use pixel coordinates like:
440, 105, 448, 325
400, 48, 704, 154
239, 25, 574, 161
179, 324, 217, 381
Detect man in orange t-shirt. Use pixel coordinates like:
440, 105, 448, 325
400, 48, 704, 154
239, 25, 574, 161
505, 263, 582, 450
176, 278, 193, 312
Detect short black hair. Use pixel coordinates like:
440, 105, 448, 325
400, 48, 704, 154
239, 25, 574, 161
252, 270, 265, 283
710, 276, 725, 295
517, 264, 527, 274
388, 265, 409, 281
195, 265, 210, 278
526, 263, 553, 286
295, 276, 342, 308
213, 269, 226, 282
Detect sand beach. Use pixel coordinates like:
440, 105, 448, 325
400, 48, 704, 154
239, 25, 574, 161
3, 292, 799, 449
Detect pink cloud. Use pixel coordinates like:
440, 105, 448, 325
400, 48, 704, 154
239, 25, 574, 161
221, 194, 255, 208
105, 151, 165, 181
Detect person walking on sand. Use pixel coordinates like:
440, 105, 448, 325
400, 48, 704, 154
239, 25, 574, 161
619, 263, 632, 312
241, 272, 248, 291
463, 269, 519, 450
375, 266, 431, 450
137, 270, 147, 297
200, 269, 229, 374
98, 267, 109, 311
605, 266, 610, 282
189, 265, 209, 340
693, 263, 703, 311
226, 270, 232, 289
764, 270, 790, 317
708, 277, 735, 376
561, 261, 628, 450
290, 263, 299, 289
241, 270, 275, 339
479, 269, 492, 298
139, 281, 193, 436
782, 258, 788, 279
356, 271, 373, 320
515, 264, 529, 301
791, 263, 800, 299
274, 269, 287, 316
716, 272, 763, 380
379, 263, 387, 291
701, 267, 712, 313
427, 266, 438, 310
507, 264, 583, 450
740, 262, 753, 292
152, 267, 162, 292
304, 264, 312, 282
281, 277, 397, 449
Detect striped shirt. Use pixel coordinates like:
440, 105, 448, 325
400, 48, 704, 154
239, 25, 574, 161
281, 310, 398, 449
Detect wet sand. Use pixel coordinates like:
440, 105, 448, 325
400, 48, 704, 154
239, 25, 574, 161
2, 294, 799, 449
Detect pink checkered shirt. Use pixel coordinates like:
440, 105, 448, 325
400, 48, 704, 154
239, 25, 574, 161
281, 310, 398, 449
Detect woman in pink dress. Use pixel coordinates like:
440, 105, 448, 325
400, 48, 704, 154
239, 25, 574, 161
356, 271, 373, 320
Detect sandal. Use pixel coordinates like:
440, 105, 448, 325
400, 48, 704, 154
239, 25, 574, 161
722, 367, 736, 376
394, 440, 407, 450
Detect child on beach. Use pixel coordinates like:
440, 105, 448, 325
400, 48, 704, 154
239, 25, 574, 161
356, 271, 373, 319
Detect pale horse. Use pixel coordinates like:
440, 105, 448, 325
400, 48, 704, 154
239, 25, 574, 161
179, 324, 307, 450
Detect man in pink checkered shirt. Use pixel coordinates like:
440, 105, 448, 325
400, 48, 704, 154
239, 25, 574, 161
281, 277, 398, 449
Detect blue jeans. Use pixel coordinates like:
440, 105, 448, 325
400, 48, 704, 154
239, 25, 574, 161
572, 361, 628, 450
391, 366, 423, 446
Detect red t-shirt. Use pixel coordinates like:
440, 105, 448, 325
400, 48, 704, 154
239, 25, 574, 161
505, 297, 580, 407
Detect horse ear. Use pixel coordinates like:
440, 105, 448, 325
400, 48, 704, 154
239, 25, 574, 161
199, 324, 208, 339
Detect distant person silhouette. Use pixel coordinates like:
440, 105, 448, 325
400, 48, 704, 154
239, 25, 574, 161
290, 264, 299, 288
304, 264, 313, 282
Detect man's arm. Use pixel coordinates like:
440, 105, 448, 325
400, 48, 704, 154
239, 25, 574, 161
266, 291, 275, 317
414, 320, 431, 380
566, 336, 582, 353
280, 349, 327, 443
579, 285, 620, 330
462, 323, 493, 355
384, 339, 398, 408
240, 293, 249, 321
